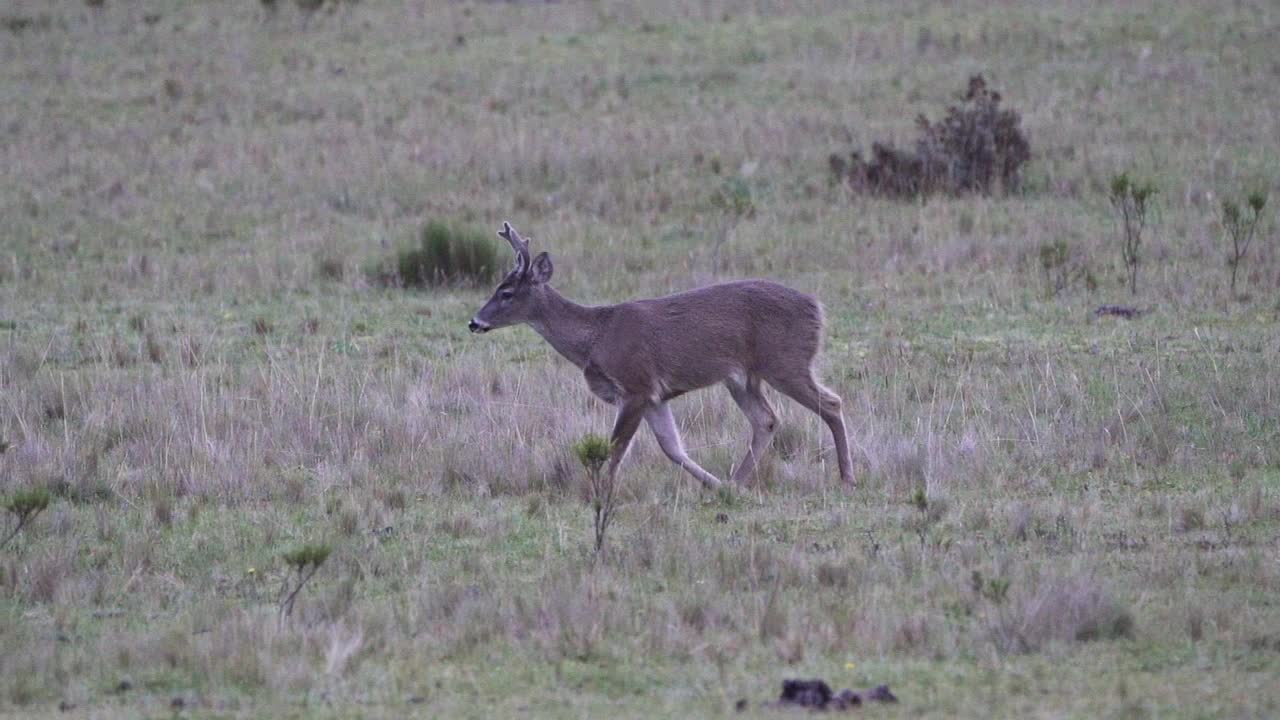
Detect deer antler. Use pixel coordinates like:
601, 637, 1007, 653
498, 221, 531, 272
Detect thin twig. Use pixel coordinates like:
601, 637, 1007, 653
282, 564, 320, 617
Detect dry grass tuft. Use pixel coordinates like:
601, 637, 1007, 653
985, 571, 1135, 654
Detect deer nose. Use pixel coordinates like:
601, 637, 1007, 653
468, 319, 489, 334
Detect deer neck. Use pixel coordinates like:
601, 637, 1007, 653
526, 286, 601, 369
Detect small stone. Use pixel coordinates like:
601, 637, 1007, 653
866, 684, 898, 703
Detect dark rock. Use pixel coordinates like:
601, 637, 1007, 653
865, 684, 898, 703
832, 689, 862, 709
1094, 305, 1144, 319
772, 678, 898, 711
779, 678, 832, 708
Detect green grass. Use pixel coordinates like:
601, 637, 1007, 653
2, 0, 1279, 717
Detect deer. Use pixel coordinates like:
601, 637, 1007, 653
468, 222, 854, 491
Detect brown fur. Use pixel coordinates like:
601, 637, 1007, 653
470, 222, 854, 489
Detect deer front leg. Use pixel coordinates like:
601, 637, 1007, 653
605, 399, 647, 485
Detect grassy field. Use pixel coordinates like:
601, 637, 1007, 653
2, 1, 1279, 717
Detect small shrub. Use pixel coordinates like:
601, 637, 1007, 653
336, 508, 359, 536
1038, 238, 1090, 297
971, 570, 1011, 605
573, 434, 614, 554
910, 487, 928, 512
1176, 504, 1206, 533
830, 75, 1031, 199
153, 496, 174, 528
1221, 190, 1268, 296
144, 332, 164, 363
384, 221, 499, 288
3, 488, 52, 549
711, 176, 756, 218
316, 256, 344, 281
280, 543, 332, 617
1108, 173, 1156, 295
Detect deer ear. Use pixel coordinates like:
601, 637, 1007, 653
529, 252, 553, 284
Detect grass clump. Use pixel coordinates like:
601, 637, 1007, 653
1221, 190, 1267, 296
830, 74, 1031, 199
3, 487, 52, 549
984, 572, 1134, 654
1038, 238, 1094, 297
1108, 173, 1157, 295
382, 221, 499, 288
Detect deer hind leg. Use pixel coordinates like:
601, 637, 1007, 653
644, 402, 723, 489
766, 371, 855, 486
726, 375, 778, 485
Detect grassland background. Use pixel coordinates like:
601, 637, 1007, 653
1, 1, 1279, 717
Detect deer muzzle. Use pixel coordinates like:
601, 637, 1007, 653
468, 319, 491, 334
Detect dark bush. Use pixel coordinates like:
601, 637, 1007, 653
830, 75, 1031, 199
384, 221, 500, 288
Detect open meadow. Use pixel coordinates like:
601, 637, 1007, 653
2, 1, 1279, 717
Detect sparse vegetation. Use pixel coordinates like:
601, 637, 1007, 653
830, 74, 1031, 199
1221, 190, 1268, 295
1, 2, 1278, 717
1037, 238, 1090, 298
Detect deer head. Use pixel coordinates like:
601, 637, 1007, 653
468, 221, 554, 333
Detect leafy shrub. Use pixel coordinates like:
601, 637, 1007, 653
830, 75, 1031, 199
380, 221, 500, 288
280, 542, 332, 617
315, 255, 344, 281
3, 487, 51, 549
283, 543, 332, 569
573, 434, 615, 554
1221, 190, 1268, 295
1108, 173, 1157, 295
1037, 239, 1093, 297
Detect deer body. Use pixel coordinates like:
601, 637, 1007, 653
470, 223, 854, 490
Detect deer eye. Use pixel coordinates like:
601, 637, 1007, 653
500, 289, 514, 300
